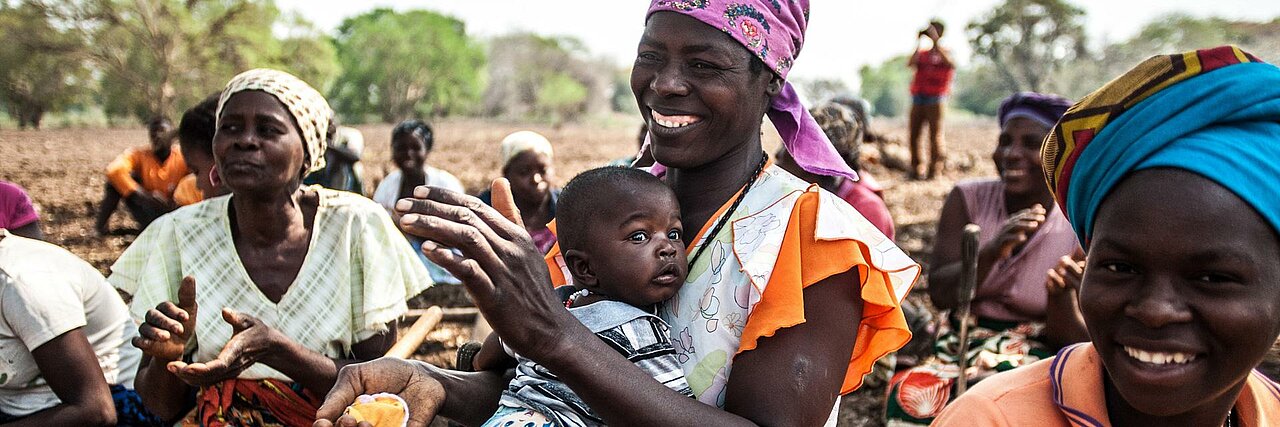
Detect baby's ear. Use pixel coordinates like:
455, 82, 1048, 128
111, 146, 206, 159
564, 249, 598, 288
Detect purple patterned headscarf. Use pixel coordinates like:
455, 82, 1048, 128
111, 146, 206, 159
645, 0, 857, 180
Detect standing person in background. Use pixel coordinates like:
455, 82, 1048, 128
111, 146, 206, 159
173, 94, 228, 206
373, 119, 466, 285
303, 126, 365, 194
477, 131, 560, 254
95, 117, 188, 234
907, 20, 954, 180
0, 181, 41, 240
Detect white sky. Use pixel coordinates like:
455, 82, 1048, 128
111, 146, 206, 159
279, 1, 1280, 90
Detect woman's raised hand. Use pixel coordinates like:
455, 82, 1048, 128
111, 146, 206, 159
133, 276, 198, 362
991, 204, 1047, 259
165, 308, 281, 387
393, 179, 580, 360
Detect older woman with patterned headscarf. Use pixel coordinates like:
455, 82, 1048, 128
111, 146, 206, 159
886, 92, 1087, 426
934, 45, 1280, 427
109, 69, 432, 426
318, 2, 920, 426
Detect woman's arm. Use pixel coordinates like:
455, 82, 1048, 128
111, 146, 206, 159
131, 276, 198, 422
545, 271, 863, 426
927, 187, 977, 310
10, 329, 116, 426
471, 332, 516, 372
929, 188, 1046, 311
1043, 255, 1090, 349
397, 184, 864, 425
318, 273, 863, 427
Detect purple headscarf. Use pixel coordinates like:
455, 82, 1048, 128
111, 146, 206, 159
644, 0, 857, 180
997, 92, 1073, 129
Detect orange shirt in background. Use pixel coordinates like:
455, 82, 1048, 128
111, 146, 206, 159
933, 342, 1280, 426
105, 145, 188, 199
172, 175, 203, 206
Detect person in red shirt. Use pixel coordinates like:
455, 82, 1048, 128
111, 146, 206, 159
95, 117, 188, 235
907, 20, 955, 180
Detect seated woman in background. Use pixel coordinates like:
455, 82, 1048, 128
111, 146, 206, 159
109, 69, 432, 426
0, 230, 163, 426
172, 93, 228, 206
372, 119, 466, 285
935, 46, 1280, 427
478, 130, 559, 254
886, 92, 1087, 425
776, 99, 895, 239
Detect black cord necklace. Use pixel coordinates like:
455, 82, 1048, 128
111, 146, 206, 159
687, 152, 768, 269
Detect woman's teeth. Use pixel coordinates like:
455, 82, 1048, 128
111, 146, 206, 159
1124, 346, 1197, 365
652, 111, 700, 128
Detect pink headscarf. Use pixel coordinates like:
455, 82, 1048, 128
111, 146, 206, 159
645, 0, 857, 180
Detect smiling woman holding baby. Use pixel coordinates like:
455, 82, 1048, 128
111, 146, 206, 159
317, 1, 919, 426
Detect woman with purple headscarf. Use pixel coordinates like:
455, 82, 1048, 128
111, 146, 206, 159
884, 92, 1087, 426
317, 1, 920, 426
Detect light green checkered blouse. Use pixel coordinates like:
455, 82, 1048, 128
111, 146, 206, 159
109, 186, 433, 381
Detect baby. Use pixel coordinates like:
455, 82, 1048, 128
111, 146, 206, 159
473, 166, 693, 427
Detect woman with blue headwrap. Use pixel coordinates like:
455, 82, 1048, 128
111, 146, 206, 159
933, 45, 1280, 426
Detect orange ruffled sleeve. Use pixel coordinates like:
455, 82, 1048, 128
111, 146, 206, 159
738, 190, 919, 394
543, 190, 920, 394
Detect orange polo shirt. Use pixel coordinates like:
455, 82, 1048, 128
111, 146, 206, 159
172, 174, 203, 206
934, 343, 1280, 426
105, 145, 188, 199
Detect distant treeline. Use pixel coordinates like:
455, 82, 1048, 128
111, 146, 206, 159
0, 2, 621, 129
3, 0, 1278, 129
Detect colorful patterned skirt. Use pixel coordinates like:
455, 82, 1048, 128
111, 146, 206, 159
884, 318, 1052, 426
197, 379, 322, 427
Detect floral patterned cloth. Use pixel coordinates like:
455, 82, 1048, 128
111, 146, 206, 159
885, 320, 1052, 426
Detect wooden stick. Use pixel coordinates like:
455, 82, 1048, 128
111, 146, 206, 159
385, 306, 443, 359
954, 224, 981, 397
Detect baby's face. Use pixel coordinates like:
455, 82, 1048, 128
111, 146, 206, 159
584, 190, 688, 307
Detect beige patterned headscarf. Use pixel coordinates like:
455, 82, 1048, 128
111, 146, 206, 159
499, 131, 553, 166
216, 68, 332, 174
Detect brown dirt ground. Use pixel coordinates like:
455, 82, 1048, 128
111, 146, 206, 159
0, 116, 1001, 425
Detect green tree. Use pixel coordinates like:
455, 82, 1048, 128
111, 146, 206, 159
952, 63, 1009, 116
536, 73, 588, 123
858, 55, 911, 117
31, 0, 335, 123
968, 0, 1088, 93
0, 2, 90, 128
330, 8, 485, 122
483, 33, 612, 122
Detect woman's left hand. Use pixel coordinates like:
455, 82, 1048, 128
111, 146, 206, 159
166, 308, 281, 387
395, 180, 583, 363
1046, 251, 1086, 295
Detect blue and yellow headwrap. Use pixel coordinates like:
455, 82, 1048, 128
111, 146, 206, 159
1042, 46, 1280, 246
